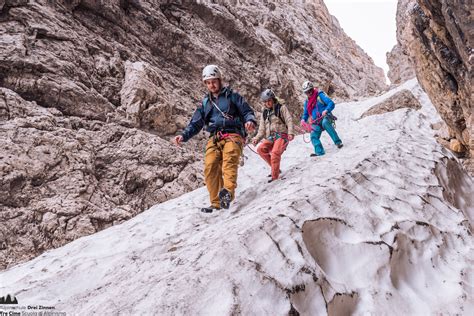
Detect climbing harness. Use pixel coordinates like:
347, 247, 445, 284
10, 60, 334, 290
213, 131, 244, 145
310, 114, 337, 131
268, 131, 289, 143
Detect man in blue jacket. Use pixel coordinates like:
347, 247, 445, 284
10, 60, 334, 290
175, 65, 256, 213
301, 81, 343, 157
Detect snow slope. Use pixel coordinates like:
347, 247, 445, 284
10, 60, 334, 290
1, 80, 473, 315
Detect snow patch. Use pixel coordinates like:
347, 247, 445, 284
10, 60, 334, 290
0, 80, 472, 315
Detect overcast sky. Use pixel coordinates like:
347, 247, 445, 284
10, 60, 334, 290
324, 0, 398, 82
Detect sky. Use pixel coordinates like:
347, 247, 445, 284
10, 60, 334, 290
324, 0, 398, 82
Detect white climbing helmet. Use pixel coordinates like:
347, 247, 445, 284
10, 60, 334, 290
202, 65, 222, 81
302, 80, 314, 93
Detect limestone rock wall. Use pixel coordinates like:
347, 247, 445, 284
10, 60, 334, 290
387, 0, 417, 85
0, 0, 388, 268
412, 0, 472, 171
392, 0, 472, 172
0, 87, 203, 269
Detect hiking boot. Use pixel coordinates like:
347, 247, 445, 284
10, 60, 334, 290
200, 206, 220, 213
337, 143, 343, 149
268, 176, 286, 183
218, 188, 232, 209
310, 153, 318, 157
267, 169, 282, 177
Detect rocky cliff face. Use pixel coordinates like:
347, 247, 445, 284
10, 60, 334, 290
392, 0, 472, 173
0, 87, 203, 270
386, 45, 416, 85
0, 0, 387, 269
1, 0, 387, 123
386, 0, 417, 85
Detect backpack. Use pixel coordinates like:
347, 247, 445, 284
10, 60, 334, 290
313, 92, 337, 129
263, 103, 286, 125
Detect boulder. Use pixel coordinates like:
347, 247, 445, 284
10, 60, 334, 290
361, 89, 421, 118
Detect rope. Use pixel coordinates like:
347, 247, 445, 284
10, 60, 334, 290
302, 132, 311, 143
246, 143, 259, 155
295, 125, 312, 143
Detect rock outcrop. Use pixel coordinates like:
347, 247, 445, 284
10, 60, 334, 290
0, 0, 387, 268
0, 0, 386, 123
386, 45, 416, 85
393, 0, 472, 172
386, 0, 417, 85
360, 89, 421, 118
0, 88, 203, 270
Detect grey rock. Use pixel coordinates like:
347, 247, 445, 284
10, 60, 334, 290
361, 89, 422, 118
0, 88, 203, 269
386, 45, 416, 85
0, 0, 387, 124
387, 0, 417, 85
398, 0, 472, 172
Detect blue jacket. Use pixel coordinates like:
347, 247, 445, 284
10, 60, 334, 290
301, 91, 335, 122
181, 87, 256, 141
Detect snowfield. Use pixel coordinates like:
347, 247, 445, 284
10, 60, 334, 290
1, 80, 473, 315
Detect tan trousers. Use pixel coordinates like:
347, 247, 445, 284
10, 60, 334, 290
204, 135, 243, 208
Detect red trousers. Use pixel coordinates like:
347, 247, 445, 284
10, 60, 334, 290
257, 138, 289, 180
